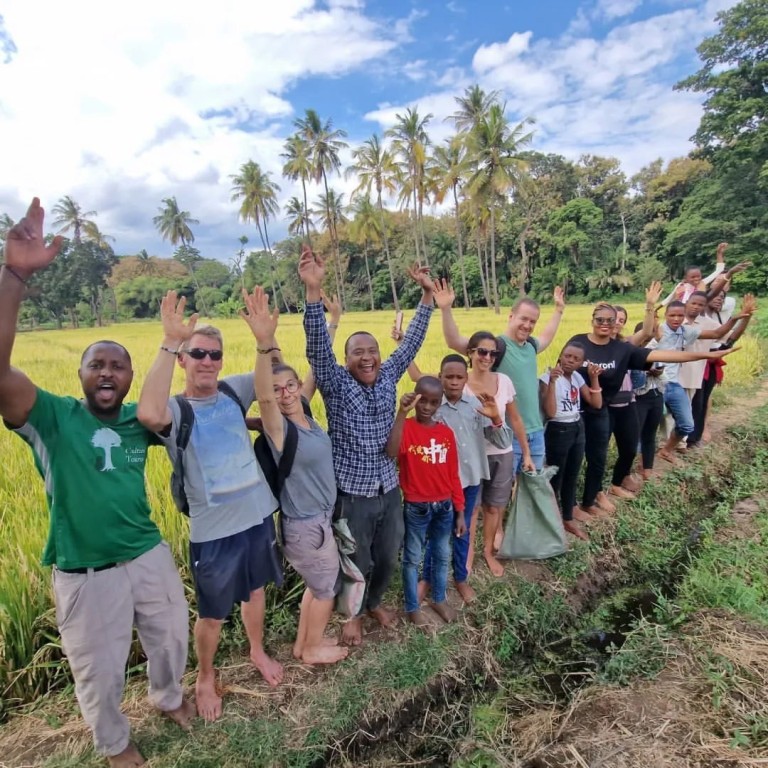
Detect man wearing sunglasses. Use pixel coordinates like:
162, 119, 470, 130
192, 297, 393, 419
1, 200, 193, 768
138, 292, 283, 723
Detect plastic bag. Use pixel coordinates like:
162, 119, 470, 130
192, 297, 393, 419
498, 466, 568, 560
332, 518, 366, 618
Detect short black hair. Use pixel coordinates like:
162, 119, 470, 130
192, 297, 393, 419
440, 353, 467, 371
344, 331, 377, 356
415, 375, 442, 394
80, 340, 132, 366
687, 291, 708, 301
561, 340, 586, 356
666, 301, 685, 311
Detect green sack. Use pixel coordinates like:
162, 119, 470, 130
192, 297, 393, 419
498, 466, 568, 560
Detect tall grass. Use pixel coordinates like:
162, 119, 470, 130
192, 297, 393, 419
0, 304, 763, 708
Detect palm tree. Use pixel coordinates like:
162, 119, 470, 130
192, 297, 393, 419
230, 160, 288, 311
136, 248, 156, 275
294, 109, 348, 306
434, 136, 473, 308
152, 197, 208, 314
284, 197, 313, 240
347, 134, 401, 309
281, 134, 314, 246
386, 107, 433, 266
467, 105, 533, 313
82, 221, 115, 250
347, 197, 382, 311
0, 212, 14, 258
450, 84, 501, 134
52, 196, 97, 243
312, 190, 348, 239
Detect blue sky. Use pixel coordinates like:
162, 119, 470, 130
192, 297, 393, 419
0, 0, 736, 262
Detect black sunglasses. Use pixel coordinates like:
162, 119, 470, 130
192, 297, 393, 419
472, 348, 498, 358
186, 348, 223, 361
593, 317, 616, 326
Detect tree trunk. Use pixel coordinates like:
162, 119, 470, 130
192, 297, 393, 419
181, 236, 209, 316
264, 224, 290, 313
453, 185, 469, 309
255, 221, 282, 311
518, 229, 530, 297
321, 169, 345, 311
475, 225, 490, 306
363, 242, 375, 312
418, 188, 429, 268
301, 177, 313, 249
490, 206, 500, 314
377, 190, 400, 311
410, 167, 421, 265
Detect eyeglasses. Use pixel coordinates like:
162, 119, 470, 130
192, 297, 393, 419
593, 317, 616, 326
471, 348, 498, 359
185, 348, 223, 361
273, 380, 300, 396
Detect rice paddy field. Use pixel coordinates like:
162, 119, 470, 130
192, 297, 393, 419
0, 303, 764, 712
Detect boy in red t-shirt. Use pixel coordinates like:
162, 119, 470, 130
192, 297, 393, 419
386, 376, 466, 626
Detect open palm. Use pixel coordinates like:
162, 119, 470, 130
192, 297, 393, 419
5, 198, 62, 275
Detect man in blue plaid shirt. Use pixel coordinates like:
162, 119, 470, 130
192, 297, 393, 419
299, 246, 434, 646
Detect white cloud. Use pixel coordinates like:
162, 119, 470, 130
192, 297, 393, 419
595, 0, 643, 21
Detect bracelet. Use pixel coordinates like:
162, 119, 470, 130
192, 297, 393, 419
257, 346, 280, 355
327, 323, 339, 330
589, 388, 602, 393
3, 264, 28, 285
159, 345, 179, 356
645, 305, 654, 312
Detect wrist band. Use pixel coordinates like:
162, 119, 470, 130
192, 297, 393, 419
3, 264, 28, 285
160, 345, 179, 356
327, 323, 339, 330
257, 346, 280, 354
589, 388, 602, 393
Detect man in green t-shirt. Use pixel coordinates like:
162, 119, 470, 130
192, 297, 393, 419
436, 280, 566, 473
0, 200, 194, 768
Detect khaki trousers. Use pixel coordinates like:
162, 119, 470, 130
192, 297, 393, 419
53, 541, 189, 756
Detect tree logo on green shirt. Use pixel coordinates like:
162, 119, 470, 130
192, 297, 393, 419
91, 427, 122, 472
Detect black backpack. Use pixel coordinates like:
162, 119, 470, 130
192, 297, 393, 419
170, 380, 245, 515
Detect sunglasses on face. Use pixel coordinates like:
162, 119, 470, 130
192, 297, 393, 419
472, 348, 498, 358
185, 348, 223, 361
593, 317, 616, 326
273, 380, 300, 396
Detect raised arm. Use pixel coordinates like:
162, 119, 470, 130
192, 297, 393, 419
391, 325, 424, 382
136, 291, 199, 432
539, 369, 560, 420
385, 392, 419, 458
241, 286, 285, 452
625, 282, 662, 346
726, 296, 756, 345
707, 260, 751, 298
433, 279, 470, 354
0, 199, 62, 426
383, 265, 434, 380
580, 364, 603, 409
299, 248, 342, 393
301, 290, 341, 402
701, 242, 728, 286
647, 347, 737, 365
535, 286, 565, 353
475, 392, 512, 450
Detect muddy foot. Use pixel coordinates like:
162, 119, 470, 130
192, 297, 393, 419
608, 485, 636, 500
657, 449, 681, 466
595, 491, 617, 513
572, 506, 594, 523
406, 609, 432, 628
431, 600, 458, 623
301, 644, 349, 665
108, 743, 145, 768
195, 675, 222, 723
483, 551, 505, 577
341, 617, 363, 646
455, 581, 476, 604
564, 520, 589, 541
622, 474, 643, 492
161, 697, 196, 731
368, 605, 397, 629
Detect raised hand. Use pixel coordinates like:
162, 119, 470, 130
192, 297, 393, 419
321, 290, 341, 324
160, 290, 199, 343
716, 242, 728, 262
240, 286, 279, 344
586, 363, 603, 380
645, 281, 663, 306
432, 278, 455, 310
727, 261, 752, 277
548, 365, 564, 382
398, 392, 421, 413
475, 392, 501, 423
298, 245, 325, 288
553, 286, 565, 312
741, 293, 757, 316
407, 264, 433, 293
708, 347, 739, 360
390, 325, 404, 345
4, 198, 63, 278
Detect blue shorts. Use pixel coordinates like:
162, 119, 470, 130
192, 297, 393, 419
190, 517, 284, 620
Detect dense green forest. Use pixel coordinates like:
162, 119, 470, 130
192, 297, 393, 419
1, 0, 765, 326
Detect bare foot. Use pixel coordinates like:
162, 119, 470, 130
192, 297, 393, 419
295, 634, 338, 658
455, 581, 476, 604
595, 491, 617, 513
493, 529, 503, 553
108, 743, 145, 768
341, 617, 363, 646
162, 697, 196, 731
564, 520, 588, 541
431, 600, 458, 623
483, 551, 504, 577
195, 674, 222, 723
417, 579, 430, 604
250, 648, 283, 687
301, 644, 349, 665
572, 506, 593, 523
368, 605, 397, 629
582, 504, 610, 519
675, 442, 688, 453
702, 428, 712, 444
608, 485, 636, 500
407, 609, 432, 627
639, 468, 654, 481
657, 449, 680, 466
622, 474, 643, 493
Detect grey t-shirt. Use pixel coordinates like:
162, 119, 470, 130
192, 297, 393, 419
160, 373, 277, 543
268, 417, 336, 519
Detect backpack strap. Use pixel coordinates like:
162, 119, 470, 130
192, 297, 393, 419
172, 394, 195, 515
217, 380, 246, 417
274, 418, 299, 498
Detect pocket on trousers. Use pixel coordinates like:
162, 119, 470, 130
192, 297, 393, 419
53, 570, 88, 632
